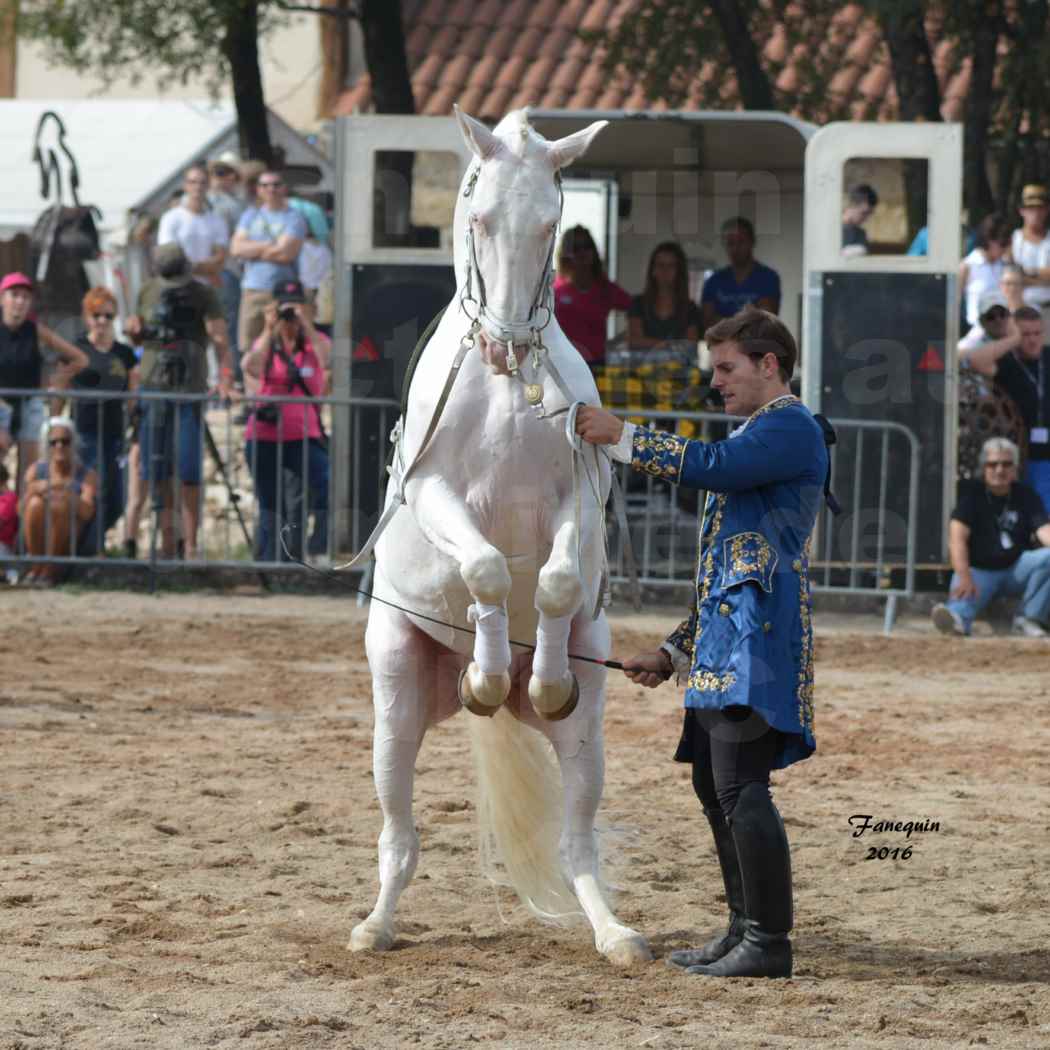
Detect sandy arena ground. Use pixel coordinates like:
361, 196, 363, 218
1, 590, 1049, 1049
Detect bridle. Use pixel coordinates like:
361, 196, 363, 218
459, 164, 561, 349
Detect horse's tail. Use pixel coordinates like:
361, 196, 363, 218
467, 708, 581, 926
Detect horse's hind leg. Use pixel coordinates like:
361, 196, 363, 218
350, 597, 440, 953
539, 613, 652, 967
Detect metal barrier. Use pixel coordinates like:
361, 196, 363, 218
0, 386, 400, 587
604, 409, 921, 634
2, 389, 919, 631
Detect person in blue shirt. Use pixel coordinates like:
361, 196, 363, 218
576, 306, 829, 979
700, 217, 781, 334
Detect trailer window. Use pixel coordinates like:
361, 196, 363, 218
373, 150, 461, 250
841, 158, 929, 257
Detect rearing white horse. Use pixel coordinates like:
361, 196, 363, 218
350, 107, 651, 966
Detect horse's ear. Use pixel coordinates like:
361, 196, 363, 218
454, 104, 503, 161
547, 121, 609, 171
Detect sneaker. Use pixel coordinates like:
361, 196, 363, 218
931, 603, 965, 636
1012, 615, 1048, 638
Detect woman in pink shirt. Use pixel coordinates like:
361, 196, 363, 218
553, 225, 631, 368
242, 279, 330, 563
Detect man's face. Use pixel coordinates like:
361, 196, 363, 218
722, 227, 754, 268
845, 201, 874, 226
211, 167, 239, 194
982, 452, 1017, 496
183, 168, 208, 205
1, 287, 32, 326
710, 341, 776, 417
1017, 318, 1044, 359
981, 306, 1009, 339
258, 174, 285, 209
1019, 203, 1049, 233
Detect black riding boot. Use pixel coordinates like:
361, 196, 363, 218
688, 783, 793, 978
667, 806, 746, 969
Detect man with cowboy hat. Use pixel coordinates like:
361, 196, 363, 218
1011, 184, 1050, 330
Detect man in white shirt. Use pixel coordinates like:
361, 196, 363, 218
959, 289, 1013, 355
1010, 184, 1050, 328
157, 163, 228, 289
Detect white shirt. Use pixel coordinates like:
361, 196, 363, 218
961, 248, 1006, 326
1011, 229, 1050, 308
157, 205, 228, 268
297, 239, 332, 291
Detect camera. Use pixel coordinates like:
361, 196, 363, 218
278, 306, 297, 322
141, 285, 197, 344
254, 403, 280, 425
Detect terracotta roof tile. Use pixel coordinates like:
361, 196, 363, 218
331, 0, 997, 126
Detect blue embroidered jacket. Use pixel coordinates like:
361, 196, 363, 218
628, 395, 827, 769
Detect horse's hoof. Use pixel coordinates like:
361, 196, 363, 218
601, 926, 652, 967
349, 919, 395, 953
528, 672, 579, 721
458, 664, 508, 716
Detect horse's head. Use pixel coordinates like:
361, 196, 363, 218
453, 106, 607, 352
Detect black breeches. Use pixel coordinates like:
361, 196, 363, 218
688, 706, 783, 821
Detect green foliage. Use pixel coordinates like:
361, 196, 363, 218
16, 0, 289, 94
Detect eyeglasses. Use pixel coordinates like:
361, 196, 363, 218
49, 436, 72, 448
259, 180, 283, 188
984, 460, 1016, 470
92, 312, 115, 321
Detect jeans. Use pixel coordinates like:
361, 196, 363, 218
1026, 459, 1050, 515
944, 547, 1050, 632
138, 401, 203, 485
80, 430, 125, 535
219, 269, 242, 384
246, 438, 329, 561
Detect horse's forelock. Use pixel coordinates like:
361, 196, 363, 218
490, 109, 546, 161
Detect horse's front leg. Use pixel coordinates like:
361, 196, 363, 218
411, 477, 512, 714
529, 491, 591, 719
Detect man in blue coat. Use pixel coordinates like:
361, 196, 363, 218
576, 306, 828, 978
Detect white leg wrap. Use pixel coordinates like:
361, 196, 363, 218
468, 602, 512, 673
533, 612, 572, 682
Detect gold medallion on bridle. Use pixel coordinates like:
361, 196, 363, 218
525, 383, 544, 405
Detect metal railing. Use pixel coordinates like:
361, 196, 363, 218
2, 390, 920, 629
604, 409, 921, 633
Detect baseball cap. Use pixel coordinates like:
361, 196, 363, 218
978, 289, 1009, 316
0, 272, 33, 294
154, 243, 192, 287
273, 278, 305, 304
1021, 183, 1049, 207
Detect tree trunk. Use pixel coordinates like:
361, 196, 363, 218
360, 0, 415, 242
223, 0, 272, 165
963, 6, 1000, 224
707, 0, 776, 110
878, 1, 941, 239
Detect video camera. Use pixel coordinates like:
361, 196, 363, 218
140, 284, 199, 345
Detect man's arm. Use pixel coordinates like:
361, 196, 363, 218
38, 324, 89, 372
947, 519, 978, 599
258, 233, 303, 265
231, 227, 265, 261
959, 324, 1020, 377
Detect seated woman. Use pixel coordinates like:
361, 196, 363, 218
241, 280, 330, 563
553, 225, 631, 368
628, 241, 702, 348
20, 417, 98, 585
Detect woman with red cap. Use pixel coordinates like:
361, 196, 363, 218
0, 272, 89, 486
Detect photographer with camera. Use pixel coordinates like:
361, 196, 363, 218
241, 279, 330, 563
125, 243, 233, 560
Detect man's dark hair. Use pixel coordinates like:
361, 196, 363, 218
721, 216, 755, 241
975, 212, 1011, 249
184, 161, 208, 182
848, 184, 878, 209
1014, 305, 1042, 324
705, 304, 798, 382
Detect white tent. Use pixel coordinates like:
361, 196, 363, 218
0, 99, 333, 241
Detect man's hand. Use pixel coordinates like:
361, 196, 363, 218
575, 405, 624, 446
125, 315, 144, 342
622, 649, 674, 688
950, 571, 979, 600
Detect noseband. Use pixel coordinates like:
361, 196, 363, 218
459, 165, 561, 348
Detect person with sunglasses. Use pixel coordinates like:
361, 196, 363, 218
19, 417, 97, 586
958, 289, 1015, 358
56, 287, 139, 548
932, 437, 1050, 637
230, 169, 307, 364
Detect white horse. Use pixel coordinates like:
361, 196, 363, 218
349, 107, 651, 967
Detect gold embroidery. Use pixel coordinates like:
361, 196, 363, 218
796, 547, 816, 736
692, 492, 727, 655
631, 427, 689, 480
689, 668, 738, 693
723, 531, 777, 591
